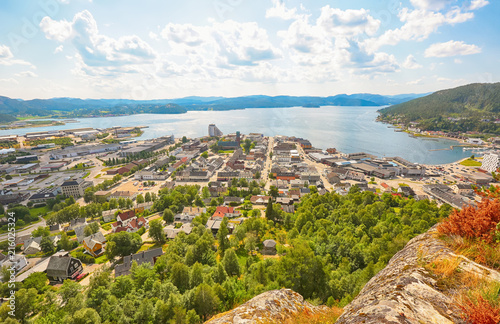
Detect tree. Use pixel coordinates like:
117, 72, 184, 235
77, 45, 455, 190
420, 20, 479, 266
269, 185, 279, 198
145, 192, 152, 202
217, 218, 229, 257
149, 219, 165, 245
83, 222, 99, 237
105, 232, 142, 259
40, 236, 54, 254
223, 248, 240, 277
109, 198, 118, 210
193, 283, 219, 321
201, 151, 209, 159
14, 288, 38, 323
163, 208, 174, 224
71, 307, 102, 324
170, 262, 190, 293
32, 226, 50, 238
190, 262, 204, 289
243, 139, 252, 154
265, 198, 275, 222
58, 232, 73, 251
23, 272, 47, 293
136, 194, 145, 204
118, 197, 126, 209
58, 279, 82, 305
182, 136, 188, 143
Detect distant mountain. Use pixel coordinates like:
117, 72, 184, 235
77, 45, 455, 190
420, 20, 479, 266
0, 92, 425, 121
379, 83, 500, 120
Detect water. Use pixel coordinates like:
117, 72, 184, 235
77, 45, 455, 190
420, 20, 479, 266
0, 106, 472, 165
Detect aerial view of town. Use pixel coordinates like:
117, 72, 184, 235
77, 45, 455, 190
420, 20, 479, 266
1, 0, 500, 323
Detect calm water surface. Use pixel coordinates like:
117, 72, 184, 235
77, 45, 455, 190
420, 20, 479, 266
0, 106, 472, 165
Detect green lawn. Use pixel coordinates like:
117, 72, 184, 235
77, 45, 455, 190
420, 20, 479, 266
29, 206, 49, 217
218, 150, 234, 154
460, 159, 482, 167
95, 254, 108, 264
83, 172, 90, 178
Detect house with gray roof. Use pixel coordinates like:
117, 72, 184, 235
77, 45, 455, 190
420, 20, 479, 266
115, 248, 164, 277
46, 255, 83, 282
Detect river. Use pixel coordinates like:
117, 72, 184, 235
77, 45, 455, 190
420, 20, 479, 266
0, 106, 472, 165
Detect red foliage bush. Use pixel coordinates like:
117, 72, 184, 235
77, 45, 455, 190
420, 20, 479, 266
459, 295, 500, 324
437, 198, 500, 243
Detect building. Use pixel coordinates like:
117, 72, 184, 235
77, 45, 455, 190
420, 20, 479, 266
82, 232, 106, 257
23, 235, 60, 254
262, 239, 277, 255
177, 207, 206, 222
115, 248, 164, 277
481, 152, 500, 173
15, 155, 38, 163
451, 183, 474, 195
208, 124, 223, 137
134, 170, 168, 180
211, 206, 241, 219
46, 255, 83, 282
4, 255, 28, 273
61, 178, 92, 197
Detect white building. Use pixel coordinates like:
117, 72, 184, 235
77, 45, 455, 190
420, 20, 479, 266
208, 124, 223, 137
481, 152, 500, 173
467, 138, 484, 145
134, 171, 168, 180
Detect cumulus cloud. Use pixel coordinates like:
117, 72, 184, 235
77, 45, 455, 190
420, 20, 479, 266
469, 0, 489, 10
266, 0, 300, 20
40, 10, 157, 75
54, 45, 64, 53
424, 40, 481, 57
317, 6, 380, 37
0, 44, 34, 67
364, 7, 474, 52
402, 54, 423, 69
160, 20, 280, 67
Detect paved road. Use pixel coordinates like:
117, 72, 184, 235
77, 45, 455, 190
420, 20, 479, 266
0, 216, 46, 242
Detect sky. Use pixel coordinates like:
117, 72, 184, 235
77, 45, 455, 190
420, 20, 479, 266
0, 0, 499, 100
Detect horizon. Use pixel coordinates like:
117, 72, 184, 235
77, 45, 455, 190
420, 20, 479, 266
0, 0, 499, 100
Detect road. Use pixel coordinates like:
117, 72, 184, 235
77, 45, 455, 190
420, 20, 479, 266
295, 142, 332, 190
0, 216, 46, 242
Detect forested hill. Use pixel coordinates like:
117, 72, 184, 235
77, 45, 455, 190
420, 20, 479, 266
0, 93, 425, 123
379, 82, 500, 121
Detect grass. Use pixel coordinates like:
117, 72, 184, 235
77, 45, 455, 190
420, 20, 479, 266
444, 235, 500, 270
83, 172, 90, 179
460, 159, 482, 167
94, 254, 108, 264
95, 174, 101, 179
281, 307, 343, 324
29, 206, 49, 217
398, 183, 409, 187
218, 150, 234, 154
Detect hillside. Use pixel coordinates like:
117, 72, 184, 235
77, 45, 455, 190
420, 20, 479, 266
0, 92, 423, 121
379, 83, 500, 120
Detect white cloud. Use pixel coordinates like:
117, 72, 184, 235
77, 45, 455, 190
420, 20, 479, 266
402, 54, 423, 69
454, 58, 463, 64
0, 44, 34, 67
266, 0, 300, 20
364, 7, 474, 51
0, 78, 19, 85
40, 17, 73, 42
317, 6, 380, 37
54, 45, 64, 54
424, 40, 481, 57
161, 20, 281, 67
469, 0, 489, 10
410, 0, 453, 11
15, 71, 38, 78
40, 10, 157, 76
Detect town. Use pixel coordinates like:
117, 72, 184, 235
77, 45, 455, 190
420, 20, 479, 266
0, 122, 498, 286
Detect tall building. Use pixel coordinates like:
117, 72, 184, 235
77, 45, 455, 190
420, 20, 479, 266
481, 152, 500, 173
208, 124, 223, 137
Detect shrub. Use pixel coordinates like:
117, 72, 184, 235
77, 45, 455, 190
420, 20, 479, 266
438, 198, 500, 243
460, 295, 500, 324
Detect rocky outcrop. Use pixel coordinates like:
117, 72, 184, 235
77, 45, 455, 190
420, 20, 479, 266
336, 225, 500, 324
205, 289, 329, 324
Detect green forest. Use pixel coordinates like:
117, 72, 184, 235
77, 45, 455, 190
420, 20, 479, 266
0, 186, 450, 323
379, 82, 500, 134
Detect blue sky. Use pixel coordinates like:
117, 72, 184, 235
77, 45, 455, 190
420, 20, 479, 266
0, 0, 498, 99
